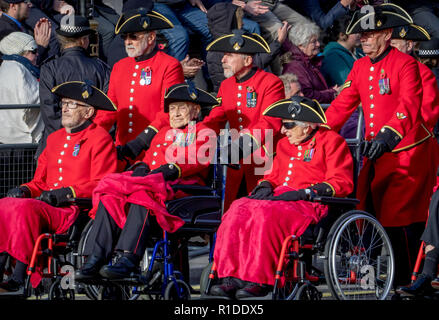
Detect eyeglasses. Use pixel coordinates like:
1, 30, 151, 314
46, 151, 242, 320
61, 100, 89, 109
282, 122, 298, 130
121, 33, 144, 41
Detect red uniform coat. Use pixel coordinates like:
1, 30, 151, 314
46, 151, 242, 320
202, 68, 285, 210
325, 47, 439, 227
89, 122, 215, 231
214, 128, 354, 285
94, 49, 184, 146
0, 122, 117, 286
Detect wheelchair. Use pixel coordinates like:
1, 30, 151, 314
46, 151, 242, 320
74, 159, 224, 300
0, 198, 93, 300
201, 108, 396, 300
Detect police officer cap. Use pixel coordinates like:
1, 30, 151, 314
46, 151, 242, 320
391, 24, 430, 41
115, 0, 173, 35
346, 3, 412, 35
263, 96, 327, 124
51, 80, 117, 111
55, 15, 94, 38
418, 37, 439, 58
206, 29, 270, 54
164, 81, 219, 115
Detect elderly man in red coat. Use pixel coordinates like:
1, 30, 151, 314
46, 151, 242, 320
209, 96, 354, 299
94, 0, 185, 168
0, 81, 118, 293
324, 4, 439, 286
74, 82, 219, 280
203, 30, 285, 210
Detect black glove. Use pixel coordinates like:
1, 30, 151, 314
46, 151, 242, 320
118, 128, 157, 160
39, 187, 74, 207
248, 181, 273, 199
360, 139, 389, 161
149, 164, 180, 181
267, 189, 313, 202
130, 162, 151, 177
6, 186, 31, 198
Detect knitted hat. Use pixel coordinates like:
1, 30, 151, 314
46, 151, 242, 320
0, 32, 37, 55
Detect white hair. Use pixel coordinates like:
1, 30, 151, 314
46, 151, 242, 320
288, 21, 321, 47
294, 120, 318, 130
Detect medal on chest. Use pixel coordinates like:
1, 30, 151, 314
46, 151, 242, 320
246, 86, 257, 108
378, 68, 390, 95
172, 122, 196, 147
140, 67, 152, 86
303, 137, 316, 162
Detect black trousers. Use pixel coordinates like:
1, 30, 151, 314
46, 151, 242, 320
83, 201, 152, 260
385, 222, 425, 287
84, 200, 190, 281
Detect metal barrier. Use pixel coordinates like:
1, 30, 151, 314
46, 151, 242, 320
0, 104, 40, 198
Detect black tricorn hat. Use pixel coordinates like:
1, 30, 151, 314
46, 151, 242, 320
391, 24, 430, 41
115, 0, 173, 35
263, 96, 327, 124
164, 82, 219, 115
418, 37, 439, 58
55, 15, 94, 38
206, 29, 270, 54
346, 3, 412, 35
51, 81, 117, 111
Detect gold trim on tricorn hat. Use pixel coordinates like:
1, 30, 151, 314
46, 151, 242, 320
392, 24, 430, 41
263, 96, 327, 124
206, 29, 270, 54
52, 81, 117, 111
346, 3, 412, 35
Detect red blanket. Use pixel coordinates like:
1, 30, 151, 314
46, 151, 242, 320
89, 172, 197, 233
0, 198, 80, 288
213, 186, 328, 286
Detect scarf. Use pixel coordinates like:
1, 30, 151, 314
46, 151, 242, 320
2, 54, 40, 79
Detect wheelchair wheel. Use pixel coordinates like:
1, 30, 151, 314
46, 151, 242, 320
97, 284, 135, 300
164, 279, 191, 300
323, 210, 394, 300
76, 219, 101, 300
48, 278, 75, 300
294, 283, 322, 300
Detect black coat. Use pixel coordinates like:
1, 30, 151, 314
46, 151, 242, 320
37, 46, 110, 157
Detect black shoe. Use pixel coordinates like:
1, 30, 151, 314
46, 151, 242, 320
396, 274, 434, 297
235, 282, 271, 299
209, 277, 246, 298
99, 256, 140, 279
0, 279, 24, 293
75, 255, 105, 281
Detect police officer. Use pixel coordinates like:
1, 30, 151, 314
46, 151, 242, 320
37, 15, 110, 158
325, 3, 439, 286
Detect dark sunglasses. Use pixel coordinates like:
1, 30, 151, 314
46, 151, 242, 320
121, 33, 141, 41
282, 121, 297, 129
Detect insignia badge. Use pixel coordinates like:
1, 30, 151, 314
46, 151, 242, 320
72, 144, 80, 157
377, 20, 382, 27
288, 100, 302, 116
142, 20, 148, 29
82, 90, 89, 99
233, 42, 241, 51
399, 27, 407, 38
140, 67, 152, 86
190, 92, 197, 100
397, 112, 407, 120
246, 86, 257, 108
